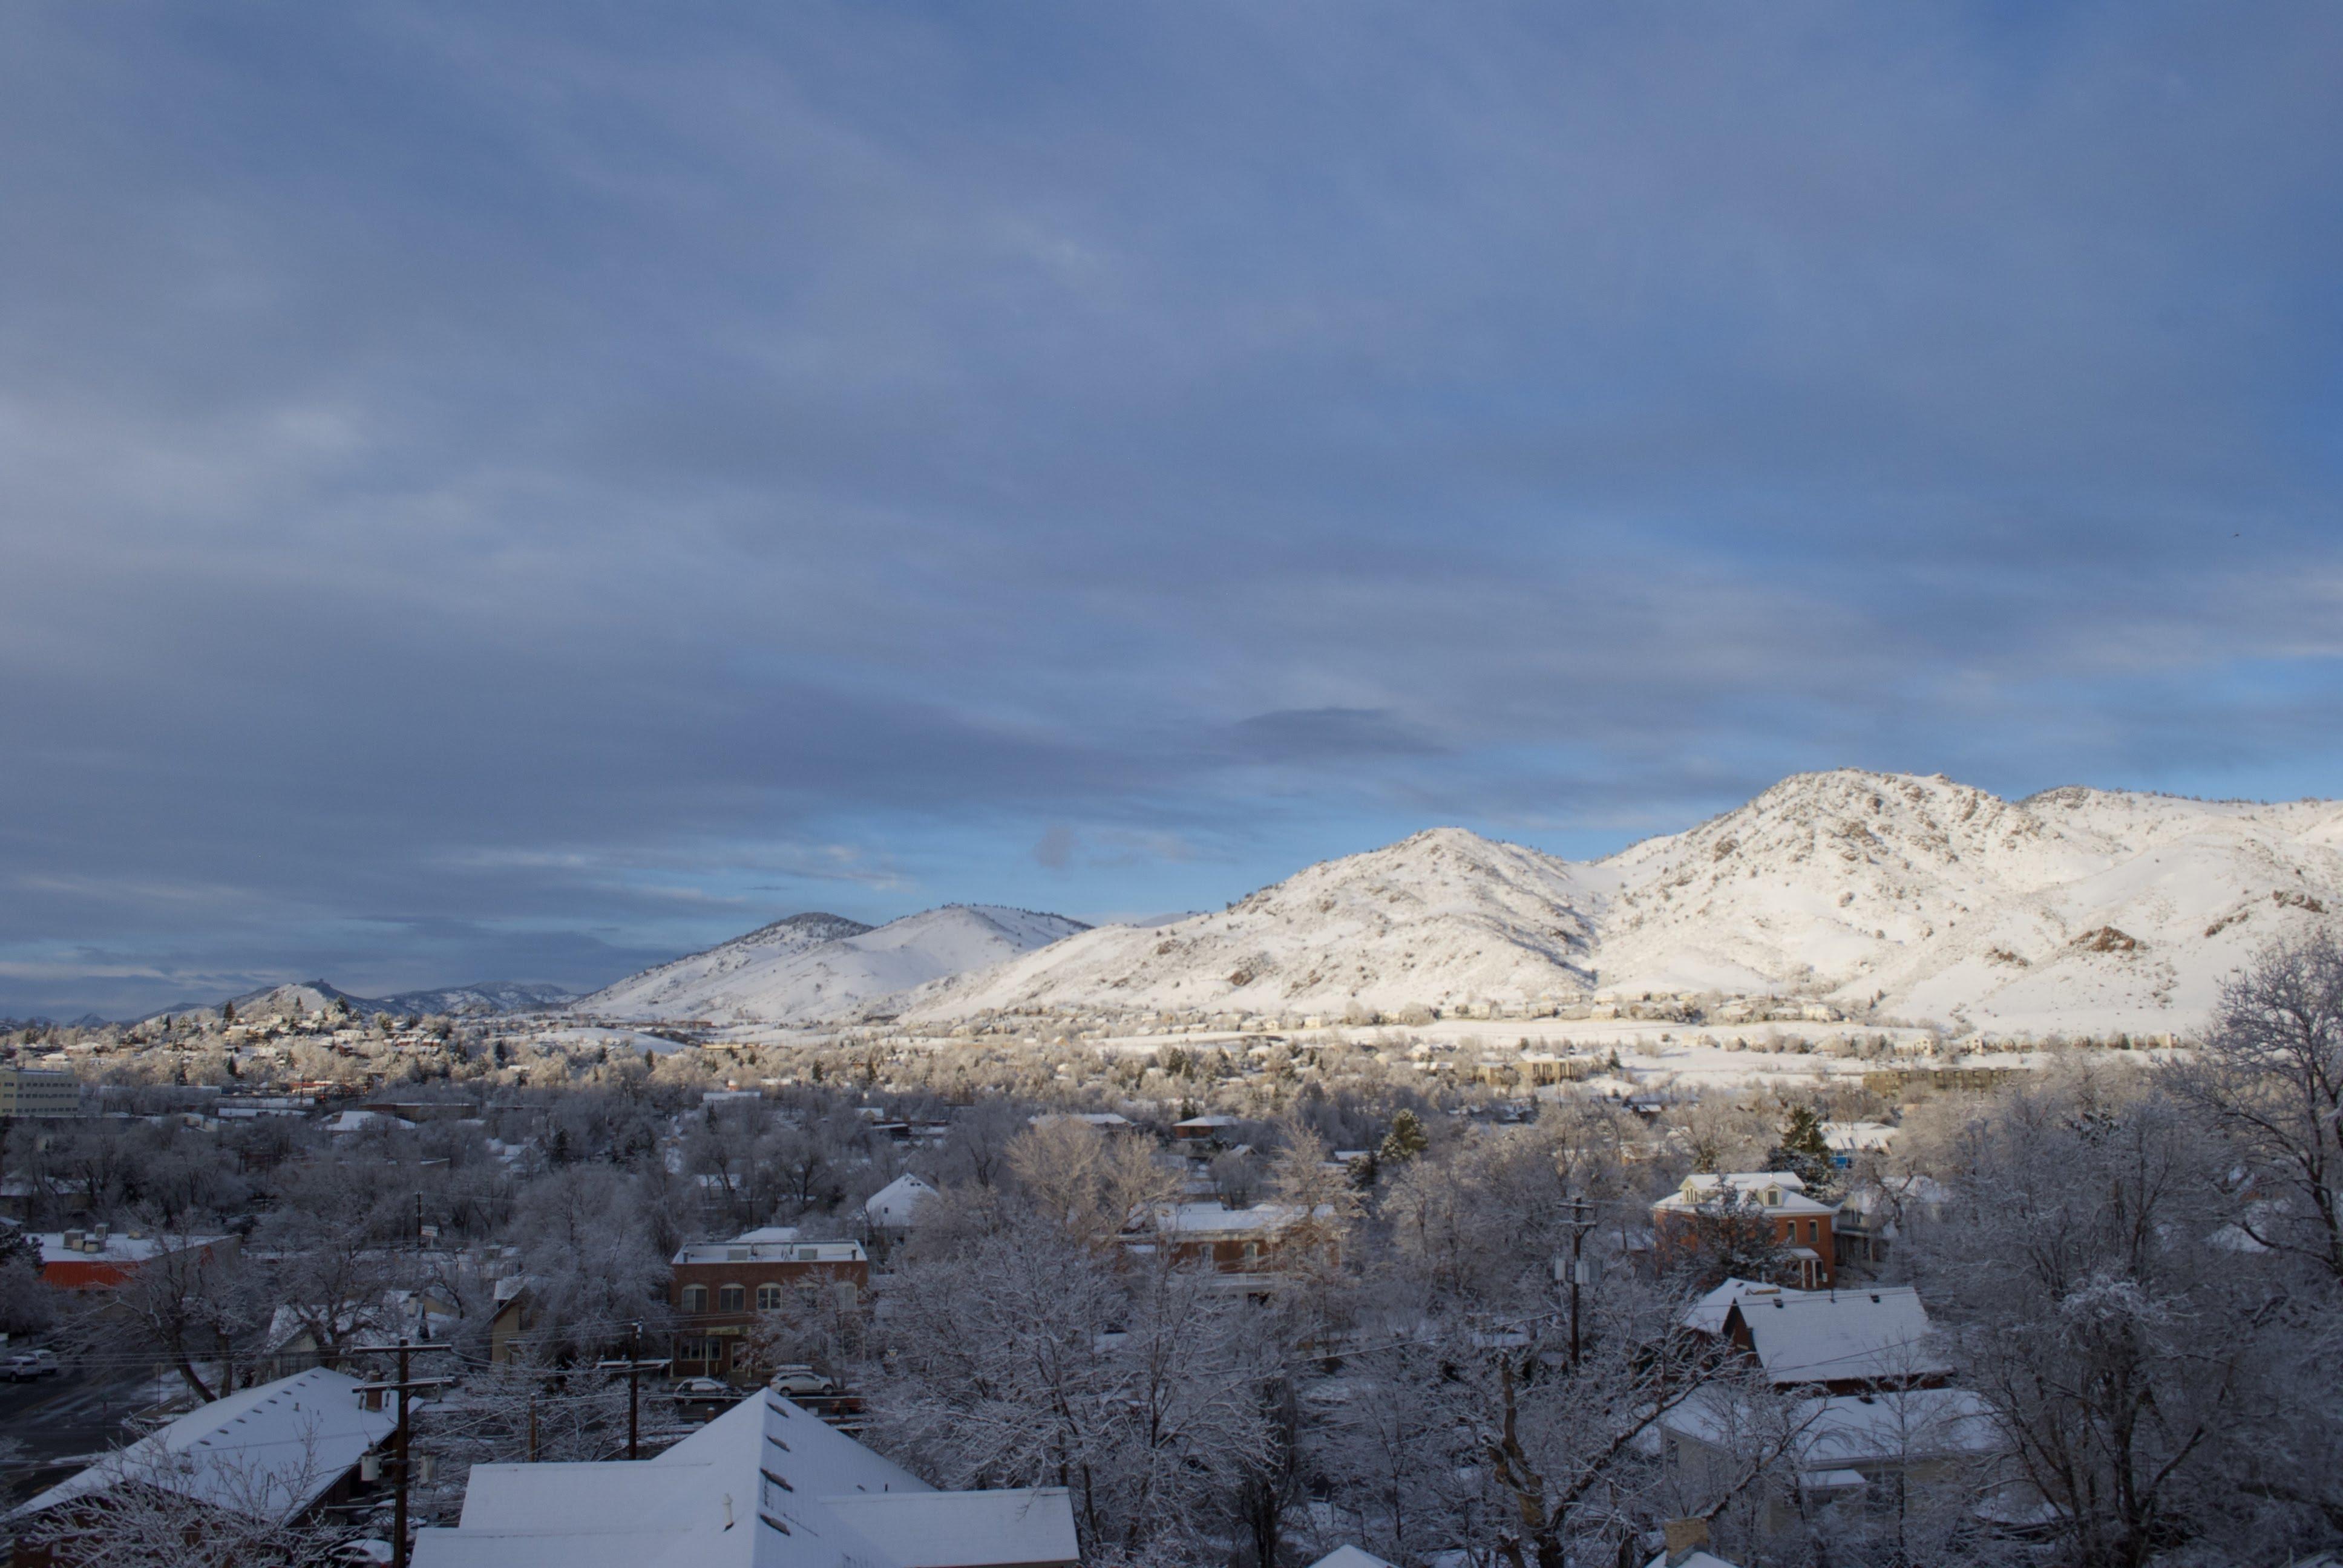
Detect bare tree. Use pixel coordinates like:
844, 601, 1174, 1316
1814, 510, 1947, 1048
99, 1227, 263, 1402
2172, 928, 2343, 1278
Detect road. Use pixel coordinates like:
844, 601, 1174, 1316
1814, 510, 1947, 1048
0, 1366, 156, 1511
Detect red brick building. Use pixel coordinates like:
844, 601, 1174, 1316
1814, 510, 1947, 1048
1651, 1172, 1837, 1289
1135, 1203, 1342, 1277
668, 1237, 868, 1380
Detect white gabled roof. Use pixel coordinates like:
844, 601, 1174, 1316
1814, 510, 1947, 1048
1654, 1172, 1835, 1218
8, 1368, 393, 1524
1663, 1386, 2001, 1468
1681, 1278, 1806, 1336
1311, 1547, 1400, 1568
413, 1392, 1077, 1568
1726, 1285, 1950, 1386
864, 1174, 937, 1227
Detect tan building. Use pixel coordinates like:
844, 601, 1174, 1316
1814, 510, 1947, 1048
0, 1068, 79, 1119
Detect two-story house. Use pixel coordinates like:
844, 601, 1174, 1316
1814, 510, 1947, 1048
1650, 1172, 1837, 1288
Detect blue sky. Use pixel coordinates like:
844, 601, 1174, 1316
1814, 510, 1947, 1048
4, 2, 2342, 1016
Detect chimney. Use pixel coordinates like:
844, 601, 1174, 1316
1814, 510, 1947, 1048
1663, 1517, 1711, 1565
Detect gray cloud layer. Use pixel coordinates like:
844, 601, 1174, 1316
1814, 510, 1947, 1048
4, 3, 2341, 1014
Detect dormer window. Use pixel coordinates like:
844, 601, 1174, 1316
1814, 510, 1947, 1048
1764, 1187, 1781, 1206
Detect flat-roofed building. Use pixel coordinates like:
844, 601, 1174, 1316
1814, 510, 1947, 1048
0, 1068, 79, 1119
670, 1238, 870, 1380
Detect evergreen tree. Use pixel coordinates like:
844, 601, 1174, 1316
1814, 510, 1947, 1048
1769, 1104, 1838, 1197
1378, 1108, 1429, 1165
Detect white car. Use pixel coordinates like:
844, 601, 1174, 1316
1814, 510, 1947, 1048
1, 1350, 59, 1381
670, 1376, 731, 1399
767, 1366, 838, 1397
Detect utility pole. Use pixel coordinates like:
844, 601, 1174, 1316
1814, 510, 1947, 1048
1556, 1195, 1597, 1371
358, 1339, 454, 1568
393, 1340, 411, 1568
597, 1326, 669, 1462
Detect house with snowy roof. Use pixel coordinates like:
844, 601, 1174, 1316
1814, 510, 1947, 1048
5, 1367, 395, 1564
1832, 1174, 1951, 1270
1651, 1172, 1837, 1289
1718, 1284, 1950, 1394
1679, 1278, 1810, 1338
410, 1389, 1079, 1568
863, 1174, 937, 1238
1659, 1384, 2002, 1533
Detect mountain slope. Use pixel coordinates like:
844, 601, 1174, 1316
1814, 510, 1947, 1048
374, 982, 580, 1017
907, 828, 1599, 1019
902, 772, 2343, 1035
577, 906, 1087, 1024
1591, 771, 2343, 1031
148, 978, 584, 1025
576, 913, 873, 1019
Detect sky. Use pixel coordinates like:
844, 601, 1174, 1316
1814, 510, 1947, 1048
4, 3, 2342, 1018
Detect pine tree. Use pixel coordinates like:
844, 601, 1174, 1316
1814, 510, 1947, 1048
1769, 1105, 1838, 1197
1378, 1108, 1428, 1165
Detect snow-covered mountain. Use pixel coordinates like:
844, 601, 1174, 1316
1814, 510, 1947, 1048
374, 981, 580, 1018
901, 771, 2343, 1036
577, 906, 1087, 1024
572, 913, 874, 1019
906, 828, 1599, 1022
147, 978, 580, 1026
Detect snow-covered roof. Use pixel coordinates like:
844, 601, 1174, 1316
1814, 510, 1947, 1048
1654, 1172, 1835, 1218
1664, 1387, 2001, 1467
1821, 1121, 1898, 1154
1681, 1278, 1807, 1336
1310, 1547, 1399, 1568
1146, 1202, 1322, 1238
411, 1391, 1078, 1568
864, 1174, 937, 1228
8, 1368, 393, 1524
35, 1230, 224, 1267
733, 1226, 803, 1245
1725, 1285, 1949, 1386
672, 1239, 867, 1267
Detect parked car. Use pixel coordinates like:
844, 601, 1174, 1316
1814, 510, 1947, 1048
669, 1376, 730, 1399
1, 1350, 60, 1381
767, 1365, 838, 1397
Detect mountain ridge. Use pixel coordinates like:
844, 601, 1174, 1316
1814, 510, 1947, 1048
894, 769, 2343, 1035
576, 904, 1089, 1024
